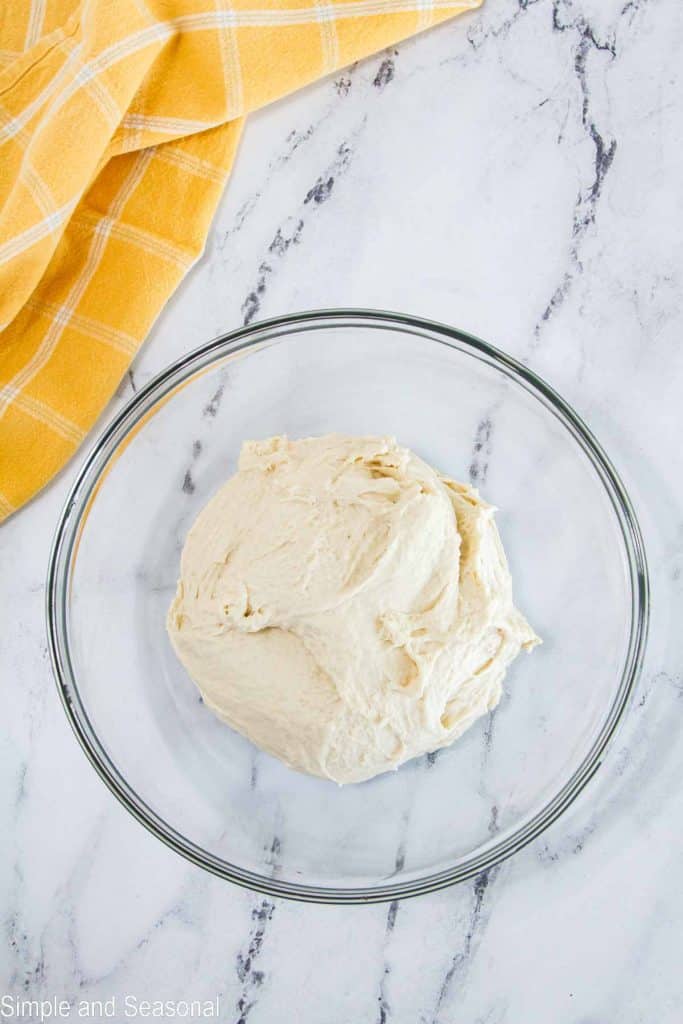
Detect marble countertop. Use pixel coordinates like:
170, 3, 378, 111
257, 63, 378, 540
3, 0, 682, 1020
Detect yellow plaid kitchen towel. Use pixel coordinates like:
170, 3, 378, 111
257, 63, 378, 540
0, 0, 481, 521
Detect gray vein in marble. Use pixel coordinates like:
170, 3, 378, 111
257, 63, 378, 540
334, 72, 353, 97
532, 3, 618, 343
13, 764, 28, 815
249, 755, 258, 790
216, 57, 371, 252
6, 895, 42, 996
534, 666, 682, 872
240, 126, 364, 326
114, 367, 137, 401
480, 706, 498, 767
469, 416, 494, 487
426, 808, 502, 1021
458, 0, 639, 357
620, 0, 653, 21
536, 821, 596, 864
234, 837, 281, 1024
375, 842, 406, 1024
234, 899, 275, 1024
304, 176, 335, 206
181, 438, 203, 496
373, 52, 398, 91
432, 867, 501, 1024
202, 382, 225, 419
466, 0, 542, 52
5, 817, 105, 1001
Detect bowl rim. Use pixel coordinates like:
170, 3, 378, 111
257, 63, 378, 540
46, 308, 650, 904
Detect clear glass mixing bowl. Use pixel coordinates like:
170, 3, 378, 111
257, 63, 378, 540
47, 310, 649, 903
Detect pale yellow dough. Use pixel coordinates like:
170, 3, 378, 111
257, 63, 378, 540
167, 435, 539, 784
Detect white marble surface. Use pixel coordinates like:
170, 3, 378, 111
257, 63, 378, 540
2, 0, 683, 1020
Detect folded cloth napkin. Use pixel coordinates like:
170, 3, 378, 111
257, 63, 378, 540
0, 0, 480, 521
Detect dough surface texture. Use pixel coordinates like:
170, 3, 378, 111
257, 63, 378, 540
168, 435, 539, 784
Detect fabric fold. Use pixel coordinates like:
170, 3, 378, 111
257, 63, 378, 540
0, 0, 481, 521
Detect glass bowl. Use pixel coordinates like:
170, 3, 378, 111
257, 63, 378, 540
46, 310, 649, 904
